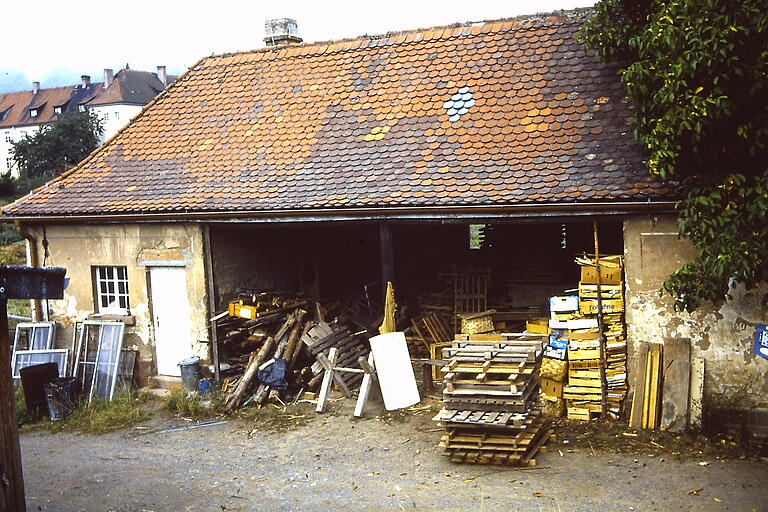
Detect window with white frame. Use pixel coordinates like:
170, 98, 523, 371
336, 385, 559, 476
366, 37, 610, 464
29, 108, 38, 118
93, 266, 130, 314
6, 158, 13, 170
5, 133, 12, 143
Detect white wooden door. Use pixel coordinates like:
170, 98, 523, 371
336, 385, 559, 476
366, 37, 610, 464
149, 267, 194, 376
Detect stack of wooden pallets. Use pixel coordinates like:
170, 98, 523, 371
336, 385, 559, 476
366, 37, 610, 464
563, 256, 628, 420
434, 333, 552, 466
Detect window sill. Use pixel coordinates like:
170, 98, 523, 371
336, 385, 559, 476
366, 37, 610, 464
87, 314, 136, 326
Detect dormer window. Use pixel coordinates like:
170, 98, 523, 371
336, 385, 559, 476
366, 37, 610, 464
29, 108, 38, 118
54, 106, 62, 115
78, 105, 86, 112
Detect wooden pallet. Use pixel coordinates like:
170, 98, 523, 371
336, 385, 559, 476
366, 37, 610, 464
434, 409, 532, 428
441, 417, 552, 466
442, 396, 537, 413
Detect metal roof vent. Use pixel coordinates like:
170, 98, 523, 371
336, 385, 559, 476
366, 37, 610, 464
443, 86, 476, 122
264, 18, 303, 46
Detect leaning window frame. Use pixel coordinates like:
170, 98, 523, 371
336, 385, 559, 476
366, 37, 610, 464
73, 321, 126, 402
10, 321, 57, 376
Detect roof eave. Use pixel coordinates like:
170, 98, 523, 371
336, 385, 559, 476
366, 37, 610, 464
2, 200, 678, 225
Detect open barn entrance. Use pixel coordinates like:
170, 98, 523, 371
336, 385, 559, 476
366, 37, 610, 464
207, 218, 623, 370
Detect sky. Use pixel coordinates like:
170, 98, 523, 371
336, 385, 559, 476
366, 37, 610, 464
0, 0, 595, 93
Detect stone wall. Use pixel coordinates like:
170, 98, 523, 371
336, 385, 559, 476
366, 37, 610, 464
624, 215, 768, 429
23, 223, 209, 385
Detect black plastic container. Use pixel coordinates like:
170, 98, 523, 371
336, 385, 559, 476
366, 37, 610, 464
44, 377, 82, 421
19, 362, 59, 417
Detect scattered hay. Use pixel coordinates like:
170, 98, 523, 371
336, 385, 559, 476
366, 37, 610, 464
237, 401, 316, 433
553, 418, 768, 461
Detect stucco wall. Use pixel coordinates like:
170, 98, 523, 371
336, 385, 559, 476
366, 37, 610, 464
624, 215, 768, 415
24, 223, 209, 384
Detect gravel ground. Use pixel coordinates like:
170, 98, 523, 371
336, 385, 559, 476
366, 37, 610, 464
20, 398, 768, 512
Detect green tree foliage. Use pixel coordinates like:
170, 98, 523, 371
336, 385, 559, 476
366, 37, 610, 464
580, 0, 768, 312
11, 111, 103, 182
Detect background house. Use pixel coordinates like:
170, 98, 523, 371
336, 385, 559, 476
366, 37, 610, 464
3, 10, 766, 433
0, 66, 174, 177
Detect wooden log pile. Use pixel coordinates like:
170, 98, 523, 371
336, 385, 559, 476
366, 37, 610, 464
434, 332, 552, 466
216, 295, 369, 412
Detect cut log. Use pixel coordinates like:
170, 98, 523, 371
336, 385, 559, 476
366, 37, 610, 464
283, 311, 308, 368
224, 336, 275, 412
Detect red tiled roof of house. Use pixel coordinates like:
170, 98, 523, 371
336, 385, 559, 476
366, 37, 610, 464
3, 9, 671, 218
0, 70, 171, 129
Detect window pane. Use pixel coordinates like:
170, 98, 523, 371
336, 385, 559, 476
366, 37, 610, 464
94, 265, 130, 313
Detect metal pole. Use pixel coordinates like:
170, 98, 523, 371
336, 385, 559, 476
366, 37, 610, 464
0, 298, 26, 511
593, 221, 609, 417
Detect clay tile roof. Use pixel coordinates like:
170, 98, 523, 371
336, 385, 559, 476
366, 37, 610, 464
90, 69, 174, 106
4, 8, 672, 218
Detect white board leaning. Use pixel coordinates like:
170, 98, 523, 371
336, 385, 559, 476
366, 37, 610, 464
368, 332, 420, 411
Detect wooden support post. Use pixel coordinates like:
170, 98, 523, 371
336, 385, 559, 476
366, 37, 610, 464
316, 347, 339, 413
379, 223, 394, 289
593, 220, 609, 417
315, 349, 352, 398
422, 362, 434, 393
202, 224, 220, 383
0, 299, 26, 512
354, 353, 377, 418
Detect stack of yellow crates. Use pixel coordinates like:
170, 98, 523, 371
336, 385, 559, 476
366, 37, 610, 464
562, 255, 628, 420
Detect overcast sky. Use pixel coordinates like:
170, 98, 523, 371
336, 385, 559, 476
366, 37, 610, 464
1, 0, 594, 93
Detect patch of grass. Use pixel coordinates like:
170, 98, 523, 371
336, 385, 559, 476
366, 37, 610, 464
20, 390, 155, 435
166, 386, 224, 421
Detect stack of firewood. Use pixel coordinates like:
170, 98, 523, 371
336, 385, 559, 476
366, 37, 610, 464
215, 295, 369, 412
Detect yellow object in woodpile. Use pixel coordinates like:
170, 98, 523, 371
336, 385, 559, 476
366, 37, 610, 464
378, 281, 397, 335
228, 301, 259, 320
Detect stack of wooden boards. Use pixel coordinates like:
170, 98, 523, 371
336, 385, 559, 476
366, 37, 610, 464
302, 322, 370, 390
434, 333, 552, 466
562, 256, 628, 420
217, 295, 369, 412
629, 338, 703, 432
